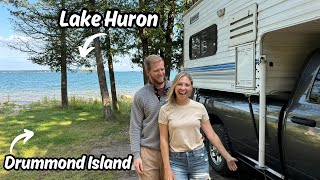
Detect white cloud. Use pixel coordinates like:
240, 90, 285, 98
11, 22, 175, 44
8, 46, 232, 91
7, 35, 33, 42
111, 56, 141, 71
0, 35, 33, 43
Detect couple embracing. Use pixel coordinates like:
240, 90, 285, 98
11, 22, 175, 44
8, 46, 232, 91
129, 55, 237, 180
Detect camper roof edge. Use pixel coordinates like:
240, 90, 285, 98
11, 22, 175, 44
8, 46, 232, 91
183, 0, 204, 17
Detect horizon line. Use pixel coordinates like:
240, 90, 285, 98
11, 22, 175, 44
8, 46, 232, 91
0, 69, 143, 72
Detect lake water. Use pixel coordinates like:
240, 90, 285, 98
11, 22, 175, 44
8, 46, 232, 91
0, 70, 177, 104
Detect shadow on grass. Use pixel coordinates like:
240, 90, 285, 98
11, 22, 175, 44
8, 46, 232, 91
0, 98, 131, 179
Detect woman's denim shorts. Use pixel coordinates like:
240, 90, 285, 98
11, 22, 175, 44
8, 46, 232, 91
169, 147, 211, 180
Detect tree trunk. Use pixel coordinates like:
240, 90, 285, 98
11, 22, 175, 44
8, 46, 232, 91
140, 28, 149, 85
139, 0, 149, 85
60, 1, 68, 108
159, 0, 165, 59
164, 0, 175, 80
93, 28, 112, 121
91, 0, 112, 121
105, 27, 119, 112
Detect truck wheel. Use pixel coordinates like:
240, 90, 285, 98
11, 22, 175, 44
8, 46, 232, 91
205, 124, 233, 176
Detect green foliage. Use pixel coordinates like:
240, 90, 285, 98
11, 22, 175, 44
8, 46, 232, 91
0, 102, 18, 115
0, 98, 132, 179
6, 0, 89, 71
6, 0, 189, 71
123, 0, 189, 75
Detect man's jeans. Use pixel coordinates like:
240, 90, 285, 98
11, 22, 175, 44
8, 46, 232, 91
169, 147, 211, 180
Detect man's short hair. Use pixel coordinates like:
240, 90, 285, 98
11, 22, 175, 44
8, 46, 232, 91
144, 55, 164, 70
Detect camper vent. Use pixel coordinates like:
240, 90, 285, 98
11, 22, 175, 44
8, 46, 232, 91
229, 4, 257, 47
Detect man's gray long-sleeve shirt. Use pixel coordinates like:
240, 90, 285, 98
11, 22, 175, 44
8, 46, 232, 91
129, 81, 171, 158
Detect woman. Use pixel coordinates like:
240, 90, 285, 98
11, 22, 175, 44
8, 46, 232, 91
158, 72, 238, 180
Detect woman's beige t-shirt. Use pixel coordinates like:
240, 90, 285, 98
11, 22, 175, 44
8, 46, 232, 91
158, 99, 209, 152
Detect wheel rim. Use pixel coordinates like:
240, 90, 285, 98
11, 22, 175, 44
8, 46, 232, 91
209, 143, 223, 165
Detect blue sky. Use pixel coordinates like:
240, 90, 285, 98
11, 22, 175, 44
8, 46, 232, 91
0, 2, 141, 71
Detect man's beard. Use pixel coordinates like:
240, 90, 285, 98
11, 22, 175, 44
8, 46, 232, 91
150, 77, 164, 85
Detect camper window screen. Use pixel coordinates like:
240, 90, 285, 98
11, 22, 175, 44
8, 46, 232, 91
189, 24, 217, 60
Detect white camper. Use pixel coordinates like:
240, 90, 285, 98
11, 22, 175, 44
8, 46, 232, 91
184, 0, 320, 96
183, 0, 320, 174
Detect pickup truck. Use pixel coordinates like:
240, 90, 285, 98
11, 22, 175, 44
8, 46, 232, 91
196, 50, 320, 179
183, 0, 320, 179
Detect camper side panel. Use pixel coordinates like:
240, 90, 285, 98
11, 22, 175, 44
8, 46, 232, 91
184, 0, 320, 95
184, 0, 255, 94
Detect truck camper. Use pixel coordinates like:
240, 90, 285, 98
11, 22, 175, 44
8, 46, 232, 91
183, 0, 320, 179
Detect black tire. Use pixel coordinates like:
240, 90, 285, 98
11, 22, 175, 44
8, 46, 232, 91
205, 124, 233, 176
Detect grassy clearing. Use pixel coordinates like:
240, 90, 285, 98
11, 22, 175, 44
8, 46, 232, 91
0, 97, 132, 179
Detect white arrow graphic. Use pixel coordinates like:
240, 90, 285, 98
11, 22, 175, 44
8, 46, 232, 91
10, 129, 34, 154
78, 33, 107, 58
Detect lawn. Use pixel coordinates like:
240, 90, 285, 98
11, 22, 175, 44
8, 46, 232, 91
0, 97, 132, 179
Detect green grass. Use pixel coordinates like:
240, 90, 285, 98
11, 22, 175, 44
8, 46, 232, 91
0, 98, 132, 179
0, 102, 18, 115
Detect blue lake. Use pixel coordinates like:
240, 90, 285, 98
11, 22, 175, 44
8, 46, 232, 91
0, 70, 177, 103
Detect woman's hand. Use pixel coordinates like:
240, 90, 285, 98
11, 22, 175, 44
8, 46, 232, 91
226, 156, 238, 171
164, 168, 176, 180
201, 121, 238, 172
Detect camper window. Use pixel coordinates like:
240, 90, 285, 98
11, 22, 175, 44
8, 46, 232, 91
189, 24, 217, 60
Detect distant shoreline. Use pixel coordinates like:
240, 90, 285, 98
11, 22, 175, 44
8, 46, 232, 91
0, 70, 177, 105
1, 93, 132, 105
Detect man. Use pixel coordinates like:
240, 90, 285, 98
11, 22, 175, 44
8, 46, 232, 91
130, 55, 171, 180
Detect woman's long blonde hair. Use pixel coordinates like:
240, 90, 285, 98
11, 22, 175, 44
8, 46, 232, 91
167, 71, 193, 105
